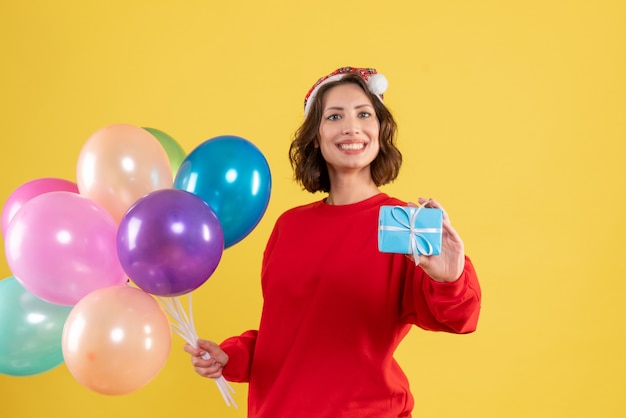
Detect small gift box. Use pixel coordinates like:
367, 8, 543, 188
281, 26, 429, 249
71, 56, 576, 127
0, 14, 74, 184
378, 205, 443, 258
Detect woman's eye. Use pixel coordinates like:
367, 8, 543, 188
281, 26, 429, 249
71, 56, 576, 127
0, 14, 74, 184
327, 114, 341, 121
358, 112, 371, 118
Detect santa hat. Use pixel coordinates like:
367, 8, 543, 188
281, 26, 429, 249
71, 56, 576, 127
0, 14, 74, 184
303, 66, 388, 117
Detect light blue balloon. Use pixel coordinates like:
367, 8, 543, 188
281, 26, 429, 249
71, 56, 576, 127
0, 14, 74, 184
0, 277, 72, 376
174, 135, 271, 248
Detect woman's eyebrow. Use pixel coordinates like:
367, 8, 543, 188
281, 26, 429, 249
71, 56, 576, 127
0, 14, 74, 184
324, 103, 373, 112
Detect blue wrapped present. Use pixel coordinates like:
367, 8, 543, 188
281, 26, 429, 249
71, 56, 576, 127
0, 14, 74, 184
378, 205, 443, 259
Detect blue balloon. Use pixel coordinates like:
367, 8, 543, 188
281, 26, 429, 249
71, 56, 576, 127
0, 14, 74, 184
0, 277, 72, 376
174, 135, 271, 248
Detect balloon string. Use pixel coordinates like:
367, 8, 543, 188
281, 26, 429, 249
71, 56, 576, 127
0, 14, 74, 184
157, 294, 238, 408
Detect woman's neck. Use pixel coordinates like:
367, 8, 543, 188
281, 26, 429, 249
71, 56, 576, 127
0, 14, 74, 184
325, 175, 380, 206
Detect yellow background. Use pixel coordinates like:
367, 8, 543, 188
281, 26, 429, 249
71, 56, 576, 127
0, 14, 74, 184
1, 1, 625, 417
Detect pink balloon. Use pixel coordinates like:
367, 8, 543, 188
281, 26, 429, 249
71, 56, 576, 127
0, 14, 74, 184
4, 191, 126, 306
1, 177, 79, 237
62, 286, 171, 395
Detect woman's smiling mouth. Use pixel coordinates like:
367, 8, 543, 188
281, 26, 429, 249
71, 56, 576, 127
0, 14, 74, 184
338, 142, 366, 151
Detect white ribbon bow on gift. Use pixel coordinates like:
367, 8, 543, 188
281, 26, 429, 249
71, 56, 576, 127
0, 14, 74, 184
380, 205, 442, 266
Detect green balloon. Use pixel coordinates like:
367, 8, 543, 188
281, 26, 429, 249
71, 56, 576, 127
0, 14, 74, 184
143, 127, 187, 177
0, 277, 72, 376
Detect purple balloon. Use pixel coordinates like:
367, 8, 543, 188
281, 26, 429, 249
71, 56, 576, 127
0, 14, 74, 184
117, 189, 224, 296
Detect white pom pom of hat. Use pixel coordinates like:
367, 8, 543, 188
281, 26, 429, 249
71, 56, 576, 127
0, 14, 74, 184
367, 73, 388, 96
303, 66, 388, 117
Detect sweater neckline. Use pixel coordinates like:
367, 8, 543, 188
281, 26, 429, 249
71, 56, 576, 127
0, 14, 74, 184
315, 192, 389, 215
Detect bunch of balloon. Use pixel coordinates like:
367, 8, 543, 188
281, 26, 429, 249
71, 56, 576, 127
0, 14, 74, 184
2, 123, 177, 394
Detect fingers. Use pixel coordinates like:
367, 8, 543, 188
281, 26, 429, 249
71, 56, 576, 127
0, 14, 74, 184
198, 339, 229, 364
441, 218, 464, 245
185, 343, 225, 379
417, 197, 441, 210
183, 342, 202, 356
418, 197, 450, 223
197, 338, 218, 352
417, 254, 430, 267
184, 340, 219, 360
193, 357, 225, 379
416, 196, 464, 250
184, 338, 229, 380
198, 340, 222, 360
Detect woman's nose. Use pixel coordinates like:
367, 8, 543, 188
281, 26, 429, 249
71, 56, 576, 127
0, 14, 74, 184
342, 118, 360, 134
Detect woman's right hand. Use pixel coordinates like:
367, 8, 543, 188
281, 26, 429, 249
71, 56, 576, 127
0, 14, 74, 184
183, 339, 229, 379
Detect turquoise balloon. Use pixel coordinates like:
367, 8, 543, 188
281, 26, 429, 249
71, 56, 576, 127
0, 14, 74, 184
143, 127, 187, 177
174, 135, 271, 248
0, 277, 72, 376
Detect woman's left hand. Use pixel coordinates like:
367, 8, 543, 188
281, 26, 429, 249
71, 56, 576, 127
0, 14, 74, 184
410, 197, 465, 282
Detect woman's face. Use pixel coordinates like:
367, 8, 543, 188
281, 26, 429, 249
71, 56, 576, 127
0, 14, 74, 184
318, 83, 380, 177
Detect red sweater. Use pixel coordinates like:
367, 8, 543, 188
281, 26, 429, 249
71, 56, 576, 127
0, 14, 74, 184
220, 193, 481, 417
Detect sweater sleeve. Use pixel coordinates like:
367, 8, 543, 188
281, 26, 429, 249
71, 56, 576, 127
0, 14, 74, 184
219, 330, 258, 382
218, 216, 283, 383
400, 255, 481, 334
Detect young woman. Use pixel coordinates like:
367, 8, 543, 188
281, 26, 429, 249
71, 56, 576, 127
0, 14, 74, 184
185, 67, 482, 417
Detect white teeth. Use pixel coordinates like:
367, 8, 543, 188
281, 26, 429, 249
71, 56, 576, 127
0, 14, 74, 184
339, 143, 365, 150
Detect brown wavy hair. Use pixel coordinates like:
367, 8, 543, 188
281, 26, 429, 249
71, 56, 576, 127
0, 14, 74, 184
289, 72, 402, 193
